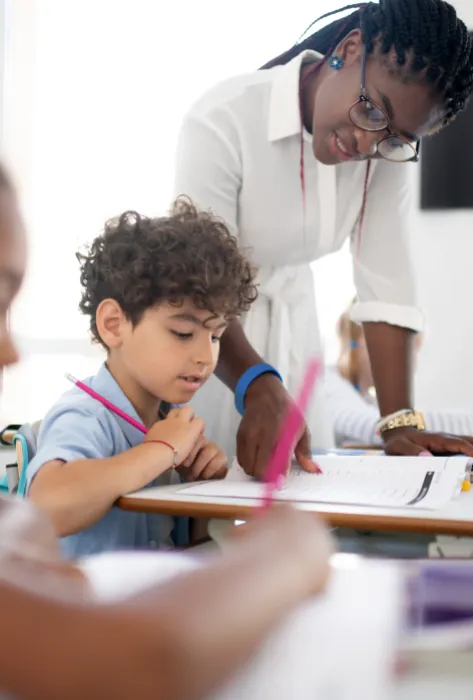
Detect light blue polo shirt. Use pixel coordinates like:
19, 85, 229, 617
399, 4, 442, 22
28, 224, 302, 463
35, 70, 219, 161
26, 364, 178, 560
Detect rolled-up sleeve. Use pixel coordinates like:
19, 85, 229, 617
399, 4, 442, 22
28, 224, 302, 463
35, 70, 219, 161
350, 160, 424, 331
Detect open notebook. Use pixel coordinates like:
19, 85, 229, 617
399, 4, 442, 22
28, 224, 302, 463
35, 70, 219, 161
80, 551, 401, 700
179, 456, 470, 510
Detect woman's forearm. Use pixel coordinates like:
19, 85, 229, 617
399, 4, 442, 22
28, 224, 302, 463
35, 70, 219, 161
216, 318, 263, 390
363, 322, 416, 416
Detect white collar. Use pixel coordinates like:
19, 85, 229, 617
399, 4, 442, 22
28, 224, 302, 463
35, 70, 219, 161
267, 49, 323, 142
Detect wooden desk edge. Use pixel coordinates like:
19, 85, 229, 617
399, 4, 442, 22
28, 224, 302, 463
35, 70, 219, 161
117, 496, 473, 536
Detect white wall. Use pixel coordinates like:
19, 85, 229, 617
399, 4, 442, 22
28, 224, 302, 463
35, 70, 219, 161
450, 0, 473, 21
412, 0, 473, 411
1, 0, 358, 425
2, 0, 472, 420
411, 178, 473, 411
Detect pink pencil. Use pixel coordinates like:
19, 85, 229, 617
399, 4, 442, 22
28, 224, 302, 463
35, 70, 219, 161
65, 373, 147, 434
261, 358, 321, 508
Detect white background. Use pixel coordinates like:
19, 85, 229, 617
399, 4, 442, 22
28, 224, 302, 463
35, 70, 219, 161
1, 0, 472, 423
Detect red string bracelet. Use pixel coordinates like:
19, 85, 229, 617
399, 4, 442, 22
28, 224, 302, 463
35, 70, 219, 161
142, 439, 179, 466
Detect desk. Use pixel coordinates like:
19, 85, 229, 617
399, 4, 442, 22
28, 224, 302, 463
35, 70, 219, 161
395, 673, 472, 700
119, 482, 473, 537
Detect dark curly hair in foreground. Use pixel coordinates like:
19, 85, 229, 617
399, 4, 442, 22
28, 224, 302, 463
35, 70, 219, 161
77, 197, 258, 347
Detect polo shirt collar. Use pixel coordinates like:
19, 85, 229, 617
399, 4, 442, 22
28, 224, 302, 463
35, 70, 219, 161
87, 363, 146, 447
267, 49, 323, 143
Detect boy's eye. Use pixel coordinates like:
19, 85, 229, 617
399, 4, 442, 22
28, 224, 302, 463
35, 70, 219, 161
172, 330, 193, 340
211, 335, 221, 343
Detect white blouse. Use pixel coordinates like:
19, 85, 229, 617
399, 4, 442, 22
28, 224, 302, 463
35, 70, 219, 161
172, 49, 423, 455
174, 49, 424, 331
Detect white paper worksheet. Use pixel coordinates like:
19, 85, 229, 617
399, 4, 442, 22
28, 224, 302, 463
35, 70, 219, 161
180, 456, 469, 510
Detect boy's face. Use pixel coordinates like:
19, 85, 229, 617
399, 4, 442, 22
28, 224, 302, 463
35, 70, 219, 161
99, 298, 228, 405
0, 189, 26, 373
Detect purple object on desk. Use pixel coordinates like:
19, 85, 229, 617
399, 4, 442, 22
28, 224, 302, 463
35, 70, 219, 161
408, 562, 473, 628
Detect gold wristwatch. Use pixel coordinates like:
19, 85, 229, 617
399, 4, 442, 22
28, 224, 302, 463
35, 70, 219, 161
377, 410, 426, 435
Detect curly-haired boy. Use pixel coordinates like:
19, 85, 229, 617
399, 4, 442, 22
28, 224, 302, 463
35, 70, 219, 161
27, 198, 258, 559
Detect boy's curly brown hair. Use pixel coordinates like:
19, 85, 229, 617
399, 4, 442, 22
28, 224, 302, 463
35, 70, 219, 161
77, 197, 258, 347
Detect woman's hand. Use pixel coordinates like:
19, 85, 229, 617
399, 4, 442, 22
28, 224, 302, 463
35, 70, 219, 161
236, 373, 319, 479
383, 427, 473, 456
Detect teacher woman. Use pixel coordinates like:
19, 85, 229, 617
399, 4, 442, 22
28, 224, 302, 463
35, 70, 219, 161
173, 0, 473, 477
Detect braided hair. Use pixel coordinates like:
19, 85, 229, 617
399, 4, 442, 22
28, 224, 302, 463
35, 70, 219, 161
260, 1, 473, 250
262, 0, 473, 126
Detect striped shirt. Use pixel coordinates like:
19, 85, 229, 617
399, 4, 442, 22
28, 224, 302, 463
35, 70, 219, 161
324, 367, 473, 447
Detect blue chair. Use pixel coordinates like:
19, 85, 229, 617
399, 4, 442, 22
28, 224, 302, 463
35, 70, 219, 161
0, 422, 40, 496
15, 432, 32, 497
0, 473, 8, 493
0, 423, 20, 493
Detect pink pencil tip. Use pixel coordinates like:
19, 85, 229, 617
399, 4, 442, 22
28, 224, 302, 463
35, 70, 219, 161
275, 474, 285, 490
65, 373, 77, 383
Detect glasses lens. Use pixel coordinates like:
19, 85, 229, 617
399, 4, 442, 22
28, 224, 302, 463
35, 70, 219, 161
349, 99, 389, 132
378, 135, 417, 162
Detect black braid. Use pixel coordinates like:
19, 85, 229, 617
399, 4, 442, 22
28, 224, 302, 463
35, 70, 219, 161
261, 0, 473, 126
260, 5, 365, 69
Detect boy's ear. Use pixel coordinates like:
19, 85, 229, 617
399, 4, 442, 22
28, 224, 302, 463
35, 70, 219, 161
96, 299, 128, 348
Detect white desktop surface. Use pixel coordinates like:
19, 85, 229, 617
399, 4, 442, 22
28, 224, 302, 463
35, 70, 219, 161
120, 465, 473, 536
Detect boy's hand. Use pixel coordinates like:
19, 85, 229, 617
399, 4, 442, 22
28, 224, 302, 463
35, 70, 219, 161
145, 406, 204, 465
178, 436, 228, 481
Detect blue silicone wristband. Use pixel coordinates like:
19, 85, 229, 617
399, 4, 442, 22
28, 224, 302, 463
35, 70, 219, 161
234, 363, 283, 416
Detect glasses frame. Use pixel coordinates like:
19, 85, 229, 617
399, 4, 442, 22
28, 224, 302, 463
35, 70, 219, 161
348, 47, 420, 163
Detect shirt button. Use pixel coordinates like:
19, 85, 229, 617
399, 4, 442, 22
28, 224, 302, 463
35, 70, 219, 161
149, 540, 158, 548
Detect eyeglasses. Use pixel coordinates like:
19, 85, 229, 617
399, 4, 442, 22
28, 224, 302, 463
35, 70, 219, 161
348, 47, 420, 163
